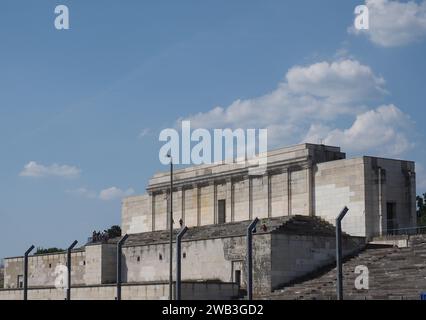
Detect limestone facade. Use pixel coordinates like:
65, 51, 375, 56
2, 216, 365, 296
3, 250, 86, 289
122, 143, 416, 238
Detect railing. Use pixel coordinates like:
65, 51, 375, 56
371, 225, 426, 239
87, 236, 110, 244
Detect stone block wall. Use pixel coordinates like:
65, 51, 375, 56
3, 251, 85, 289
84, 245, 102, 285
84, 244, 117, 285
270, 172, 288, 217
270, 233, 364, 291
364, 157, 416, 238
122, 195, 151, 234
121, 230, 364, 295
183, 187, 197, 227
121, 144, 341, 235
314, 156, 416, 238
122, 233, 272, 294
122, 167, 312, 235
0, 282, 238, 300
314, 158, 367, 236
101, 244, 117, 284
122, 236, 249, 284
121, 144, 415, 239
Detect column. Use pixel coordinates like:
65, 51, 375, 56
213, 182, 218, 224
287, 169, 292, 216
150, 192, 156, 231
307, 164, 313, 216
249, 177, 253, 220
177, 187, 184, 225
195, 184, 201, 226
200, 182, 215, 226
267, 174, 272, 218
181, 187, 185, 225
225, 178, 233, 223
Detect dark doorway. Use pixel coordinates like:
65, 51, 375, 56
17, 275, 23, 288
386, 202, 397, 234
218, 200, 226, 224
235, 270, 241, 288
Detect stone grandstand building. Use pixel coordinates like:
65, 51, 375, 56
123, 143, 416, 238
0, 143, 419, 300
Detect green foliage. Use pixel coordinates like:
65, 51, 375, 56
92, 225, 122, 243
107, 225, 122, 238
416, 193, 426, 226
35, 247, 64, 255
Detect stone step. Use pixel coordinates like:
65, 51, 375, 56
263, 236, 426, 300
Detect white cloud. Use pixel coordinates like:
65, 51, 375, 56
66, 186, 135, 201
349, 0, 426, 47
20, 161, 81, 178
181, 59, 412, 157
99, 187, 135, 201
286, 60, 386, 103
138, 128, 151, 139
303, 104, 414, 157
186, 60, 385, 131
66, 187, 97, 199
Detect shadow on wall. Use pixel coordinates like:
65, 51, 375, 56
122, 255, 128, 283
0, 267, 4, 288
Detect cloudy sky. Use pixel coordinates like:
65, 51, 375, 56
1, 0, 426, 259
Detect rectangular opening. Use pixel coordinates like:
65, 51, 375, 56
232, 260, 243, 290
235, 270, 241, 288
218, 199, 226, 224
17, 275, 23, 289
386, 202, 397, 234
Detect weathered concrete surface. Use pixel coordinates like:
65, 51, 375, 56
370, 234, 410, 248
122, 144, 346, 234
261, 234, 426, 300
270, 234, 363, 292
84, 244, 117, 285
4, 244, 116, 289
122, 144, 416, 239
121, 216, 365, 295
4, 250, 86, 289
3, 216, 364, 297
314, 157, 416, 238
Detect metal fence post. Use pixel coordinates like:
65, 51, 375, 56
336, 206, 349, 300
23, 245, 35, 300
176, 226, 188, 300
247, 217, 259, 300
66, 240, 78, 301
116, 234, 129, 300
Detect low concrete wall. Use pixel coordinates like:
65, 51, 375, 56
370, 239, 409, 248
4, 250, 86, 289
122, 233, 273, 295
0, 282, 238, 300
270, 234, 365, 292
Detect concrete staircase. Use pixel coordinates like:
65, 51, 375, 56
261, 235, 426, 300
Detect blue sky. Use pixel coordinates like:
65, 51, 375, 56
1, 0, 426, 259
